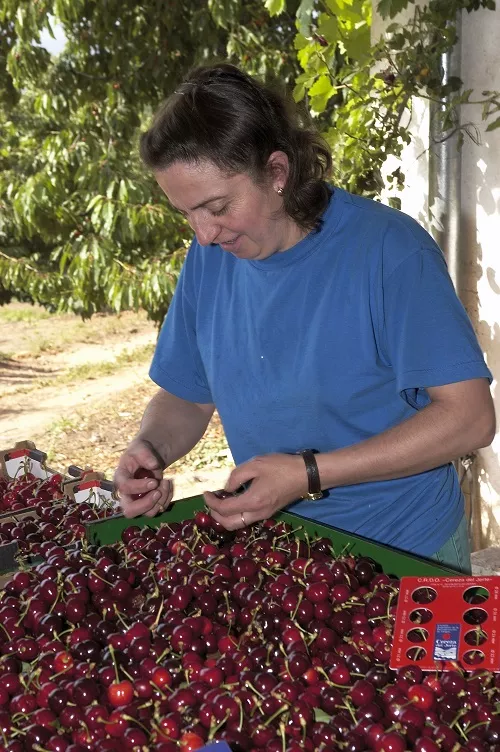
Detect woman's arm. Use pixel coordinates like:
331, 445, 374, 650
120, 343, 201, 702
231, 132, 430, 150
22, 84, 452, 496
114, 388, 214, 517
205, 378, 495, 529
316, 378, 495, 488
138, 388, 215, 467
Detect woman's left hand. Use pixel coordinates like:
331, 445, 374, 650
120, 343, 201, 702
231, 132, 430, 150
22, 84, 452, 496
204, 453, 309, 530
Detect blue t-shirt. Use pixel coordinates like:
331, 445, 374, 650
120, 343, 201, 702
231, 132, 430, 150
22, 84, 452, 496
150, 187, 491, 556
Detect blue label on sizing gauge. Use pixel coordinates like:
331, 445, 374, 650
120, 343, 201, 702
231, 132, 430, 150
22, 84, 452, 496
433, 623, 461, 661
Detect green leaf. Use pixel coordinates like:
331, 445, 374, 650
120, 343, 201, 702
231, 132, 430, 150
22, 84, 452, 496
264, 0, 285, 15
294, 32, 309, 50
318, 15, 339, 44
293, 82, 306, 102
296, 0, 315, 37
377, 0, 412, 19
118, 179, 129, 202
486, 115, 500, 132
308, 74, 334, 97
314, 708, 332, 723
342, 24, 370, 61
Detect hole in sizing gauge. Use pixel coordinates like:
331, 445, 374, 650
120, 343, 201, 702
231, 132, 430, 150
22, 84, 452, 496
406, 646, 426, 662
463, 586, 489, 605
462, 649, 485, 666
464, 628, 488, 646
463, 608, 488, 626
409, 608, 433, 625
411, 587, 437, 604
407, 628, 429, 643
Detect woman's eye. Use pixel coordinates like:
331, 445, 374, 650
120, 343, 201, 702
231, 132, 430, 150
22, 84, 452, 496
212, 206, 228, 217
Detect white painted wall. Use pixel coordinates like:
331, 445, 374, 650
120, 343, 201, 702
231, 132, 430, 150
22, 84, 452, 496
373, 2, 500, 548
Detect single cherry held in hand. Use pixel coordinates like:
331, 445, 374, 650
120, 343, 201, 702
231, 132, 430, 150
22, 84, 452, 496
131, 466, 157, 500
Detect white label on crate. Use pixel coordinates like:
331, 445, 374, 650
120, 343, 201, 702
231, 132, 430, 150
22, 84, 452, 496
73, 481, 119, 510
4, 451, 51, 481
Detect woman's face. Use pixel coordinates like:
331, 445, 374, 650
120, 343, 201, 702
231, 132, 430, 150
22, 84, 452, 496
155, 157, 304, 261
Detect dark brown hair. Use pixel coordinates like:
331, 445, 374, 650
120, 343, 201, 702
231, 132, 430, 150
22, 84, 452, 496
140, 64, 332, 232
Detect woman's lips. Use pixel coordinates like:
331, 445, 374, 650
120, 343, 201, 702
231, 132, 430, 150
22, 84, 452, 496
219, 236, 241, 251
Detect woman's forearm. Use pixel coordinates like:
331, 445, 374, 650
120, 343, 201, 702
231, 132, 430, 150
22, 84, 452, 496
316, 379, 495, 489
138, 388, 215, 467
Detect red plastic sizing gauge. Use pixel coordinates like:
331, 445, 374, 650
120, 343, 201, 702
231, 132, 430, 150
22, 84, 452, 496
390, 575, 500, 671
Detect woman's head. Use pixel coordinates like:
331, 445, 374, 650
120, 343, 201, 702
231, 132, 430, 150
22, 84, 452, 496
140, 64, 332, 237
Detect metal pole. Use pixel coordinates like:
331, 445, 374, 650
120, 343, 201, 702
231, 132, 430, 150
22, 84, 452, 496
428, 14, 462, 292
428, 13, 483, 551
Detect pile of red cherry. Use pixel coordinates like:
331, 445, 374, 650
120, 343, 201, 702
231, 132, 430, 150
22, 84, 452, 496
0, 472, 66, 513
0, 472, 114, 553
1, 507, 500, 752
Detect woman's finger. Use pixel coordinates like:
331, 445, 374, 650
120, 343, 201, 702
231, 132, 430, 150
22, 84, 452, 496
160, 478, 174, 507
210, 507, 259, 530
204, 489, 255, 517
119, 489, 162, 518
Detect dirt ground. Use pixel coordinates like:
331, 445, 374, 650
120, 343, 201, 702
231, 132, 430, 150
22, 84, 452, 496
0, 303, 232, 498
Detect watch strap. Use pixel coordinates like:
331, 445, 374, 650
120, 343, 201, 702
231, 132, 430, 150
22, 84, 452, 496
297, 449, 323, 500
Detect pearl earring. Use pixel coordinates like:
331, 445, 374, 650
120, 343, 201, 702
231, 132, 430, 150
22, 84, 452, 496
276, 187, 284, 195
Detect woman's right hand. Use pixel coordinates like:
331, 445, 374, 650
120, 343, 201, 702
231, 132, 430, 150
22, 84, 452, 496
113, 438, 174, 518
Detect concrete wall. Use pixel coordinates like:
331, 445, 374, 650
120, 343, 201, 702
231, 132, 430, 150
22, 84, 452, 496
373, 2, 500, 549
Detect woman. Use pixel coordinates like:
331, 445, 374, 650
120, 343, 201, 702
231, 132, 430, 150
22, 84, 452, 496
114, 63, 495, 573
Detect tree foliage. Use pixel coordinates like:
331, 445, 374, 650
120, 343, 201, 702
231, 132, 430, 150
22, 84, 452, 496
0, 0, 498, 321
0, 0, 299, 321
276, 0, 499, 200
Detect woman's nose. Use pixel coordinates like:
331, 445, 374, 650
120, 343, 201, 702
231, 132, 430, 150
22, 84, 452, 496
191, 215, 220, 247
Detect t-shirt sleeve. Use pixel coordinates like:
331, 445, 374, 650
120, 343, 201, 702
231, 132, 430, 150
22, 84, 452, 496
382, 246, 492, 409
149, 254, 213, 404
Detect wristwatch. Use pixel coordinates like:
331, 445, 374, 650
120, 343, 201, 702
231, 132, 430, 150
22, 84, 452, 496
296, 449, 323, 501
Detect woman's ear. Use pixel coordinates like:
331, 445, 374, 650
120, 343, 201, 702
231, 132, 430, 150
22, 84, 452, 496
266, 151, 290, 192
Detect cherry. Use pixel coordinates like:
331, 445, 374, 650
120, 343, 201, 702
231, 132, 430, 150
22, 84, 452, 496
46, 736, 71, 752
131, 467, 157, 500
25, 724, 52, 749
375, 732, 406, 752
414, 739, 440, 752
73, 677, 100, 706
178, 731, 205, 751
350, 678, 376, 707
408, 683, 435, 710
107, 680, 134, 708
212, 489, 234, 499
440, 671, 467, 695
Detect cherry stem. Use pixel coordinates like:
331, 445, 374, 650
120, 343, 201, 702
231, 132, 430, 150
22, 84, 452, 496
244, 680, 265, 700
48, 588, 62, 614
123, 714, 150, 734
113, 604, 130, 629
291, 592, 304, 622
263, 704, 288, 727
279, 720, 287, 752
304, 531, 311, 559
317, 666, 352, 690
449, 708, 470, 740
108, 643, 120, 684
236, 697, 244, 732
156, 647, 171, 664
208, 710, 231, 739
342, 698, 357, 724
149, 681, 168, 699
0, 622, 12, 639
120, 666, 135, 682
